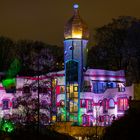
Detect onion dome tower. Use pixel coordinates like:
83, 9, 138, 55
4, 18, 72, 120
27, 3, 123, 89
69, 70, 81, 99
64, 4, 89, 124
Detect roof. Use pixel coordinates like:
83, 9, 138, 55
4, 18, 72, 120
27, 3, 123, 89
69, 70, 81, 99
64, 4, 89, 40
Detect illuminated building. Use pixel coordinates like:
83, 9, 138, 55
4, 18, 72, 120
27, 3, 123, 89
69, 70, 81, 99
0, 4, 133, 126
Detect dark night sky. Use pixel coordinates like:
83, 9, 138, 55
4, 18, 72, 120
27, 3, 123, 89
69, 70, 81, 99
0, 0, 140, 46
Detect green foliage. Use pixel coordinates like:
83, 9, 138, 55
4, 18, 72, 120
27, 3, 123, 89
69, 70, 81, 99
2, 78, 15, 88
6, 58, 21, 78
0, 37, 63, 76
0, 119, 15, 133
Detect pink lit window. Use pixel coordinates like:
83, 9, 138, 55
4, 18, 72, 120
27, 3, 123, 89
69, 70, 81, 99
118, 98, 128, 111
80, 99, 86, 108
56, 86, 60, 94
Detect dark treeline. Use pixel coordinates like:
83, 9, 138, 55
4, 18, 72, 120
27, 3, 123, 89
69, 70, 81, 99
0, 38, 64, 77
102, 100, 140, 140
0, 16, 140, 84
88, 16, 140, 85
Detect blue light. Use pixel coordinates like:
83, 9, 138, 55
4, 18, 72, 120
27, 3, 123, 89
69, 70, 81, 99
73, 4, 79, 9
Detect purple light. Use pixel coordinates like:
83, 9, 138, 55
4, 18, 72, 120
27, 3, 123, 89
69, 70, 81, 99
73, 4, 79, 9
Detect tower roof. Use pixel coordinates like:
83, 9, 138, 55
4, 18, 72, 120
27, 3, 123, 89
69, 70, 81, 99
64, 4, 89, 40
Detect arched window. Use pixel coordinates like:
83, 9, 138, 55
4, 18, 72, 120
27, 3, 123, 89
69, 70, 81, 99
102, 98, 108, 113
2, 99, 9, 110
118, 97, 128, 111
32, 86, 37, 92
12, 99, 17, 108
23, 86, 30, 93
103, 115, 110, 126
87, 100, 93, 112
108, 98, 115, 109
80, 99, 86, 108
82, 114, 89, 126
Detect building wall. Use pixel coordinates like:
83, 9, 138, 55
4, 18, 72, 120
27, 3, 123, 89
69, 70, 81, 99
0, 70, 134, 126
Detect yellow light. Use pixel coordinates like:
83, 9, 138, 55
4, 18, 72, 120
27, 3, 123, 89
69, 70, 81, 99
72, 33, 82, 38
72, 28, 82, 39
52, 116, 56, 122
70, 85, 73, 93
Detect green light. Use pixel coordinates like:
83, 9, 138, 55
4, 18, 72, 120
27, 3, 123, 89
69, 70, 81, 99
6, 58, 21, 78
2, 78, 15, 88
78, 109, 82, 125
60, 108, 66, 121
0, 119, 15, 133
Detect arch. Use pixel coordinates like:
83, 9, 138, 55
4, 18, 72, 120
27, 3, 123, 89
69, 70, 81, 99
108, 98, 115, 109
102, 98, 108, 113
23, 85, 30, 93
2, 99, 10, 110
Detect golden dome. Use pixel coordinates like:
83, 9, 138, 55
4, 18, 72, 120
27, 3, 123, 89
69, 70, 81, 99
64, 4, 89, 40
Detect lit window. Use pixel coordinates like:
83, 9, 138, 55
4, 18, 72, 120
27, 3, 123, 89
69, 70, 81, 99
67, 93, 69, 98
60, 100, 65, 107
23, 86, 30, 93
60, 86, 65, 93
56, 86, 60, 94
118, 83, 125, 92
74, 105, 78, 112
3, 100, 9, 110
83, 81, 91, 92
12, 99, 17, 108
108, 99, 115, 109
82, 115, 89, 126
70, 92, 73, 98
93, 82, 106, 93
74, 92, 78, 98
66, 86, 70, 92
74, 98, 78, 103
107, 82, 113, 88
74, 86, 78, 92
118, 98, 128, 111
103, 115, 110, 126
70, 85, 73, 93
102, 99, 108, 113
80, 99, 86, 108
87, 100, 93, 112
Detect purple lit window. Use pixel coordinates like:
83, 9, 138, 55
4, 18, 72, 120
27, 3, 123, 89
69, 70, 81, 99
2, 100, 9, 110
82, 115, 89, 126
102, 99, 108, 113
108, 99, 115, 109
12, 99, 17, 108
87, 100, 93, 112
